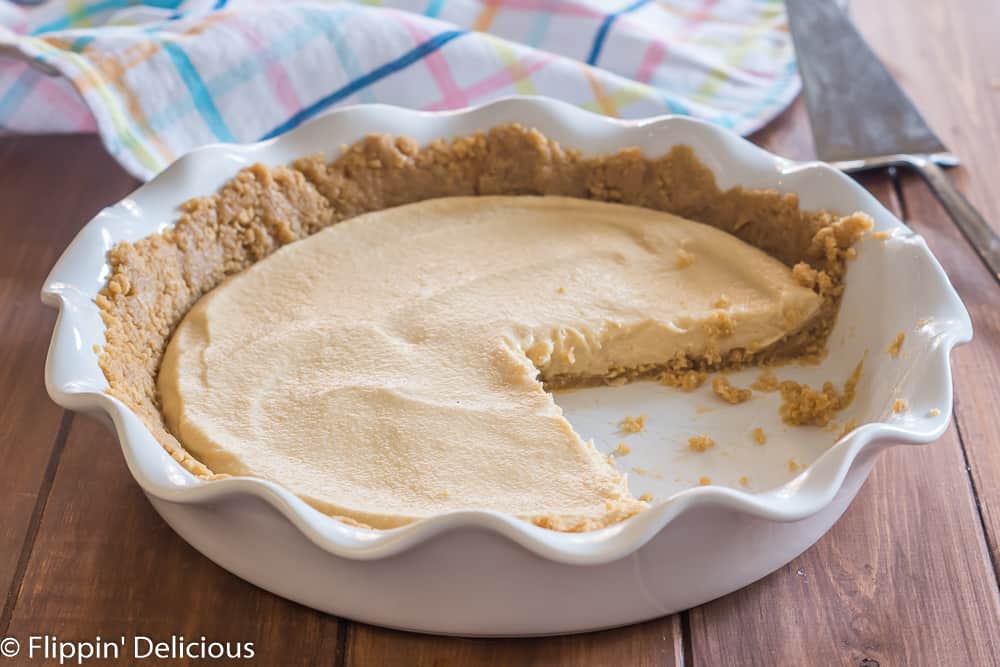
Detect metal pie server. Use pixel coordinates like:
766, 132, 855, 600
786, 0, 1000, 284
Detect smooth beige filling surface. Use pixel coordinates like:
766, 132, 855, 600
158, 196, 822, 530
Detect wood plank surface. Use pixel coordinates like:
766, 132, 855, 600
851, 0, 1000, 576
686, 177, 1000, 665
0, 136, 136, 628
898, 173, 1000, 572
852, 0, 1000, 233
346, 617, 683, 667
5, 414, 343, 666
748, 94, 814, 162
689, 436, 1000, 666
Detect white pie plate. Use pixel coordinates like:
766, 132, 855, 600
42, 97, 971, 636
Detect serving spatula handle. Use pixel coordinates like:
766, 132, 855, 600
909, 157, 1000, 286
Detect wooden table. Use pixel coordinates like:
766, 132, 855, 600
2, 2, 999, 664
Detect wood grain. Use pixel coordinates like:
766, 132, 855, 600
687, 177, 1000, 665
851, 0, 1000, 233
5, 415, 342, 666
689, 432, 1000, 666
345, 617, 682, 667
849, 0, 1000, 578
0, 136, 136, 627
898, 172, 1000, 570
695, 452, 999, 663
748, 96, 816, 162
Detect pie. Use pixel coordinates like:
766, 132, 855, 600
96, 124, 871, 531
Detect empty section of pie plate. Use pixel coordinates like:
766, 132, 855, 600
561, 223, 967, 499
41, 97, 971, 635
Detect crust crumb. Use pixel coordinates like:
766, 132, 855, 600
712, 375, 752, 404
739, 475, 750, 487
556, 286, 566, 294
752, 426, 767, 445
893, 398, 907, 413
632, 466, 663, 479
807, 212, 873, 271
713, 294, 730, 308
778, 359, 864, 426
871, 231, 890, 240
698, 476, 712, 486
788, 459, 801, 473
675, 248, 696, 268
887, 331, 905, 358
660, 369, 708, 391
639, 492, 654, 502
928, 408, 941, 417
751, 370, 780, 392
620, 414, 646, 434
792, 261, 819, 289
613, 441, 632, 457
688, 435, 716, 452
703, 310, 736, 339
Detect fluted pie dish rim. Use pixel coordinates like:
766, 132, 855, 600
42, 97, 971, 566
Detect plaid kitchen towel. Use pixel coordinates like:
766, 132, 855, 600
0, 0, 799, 180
